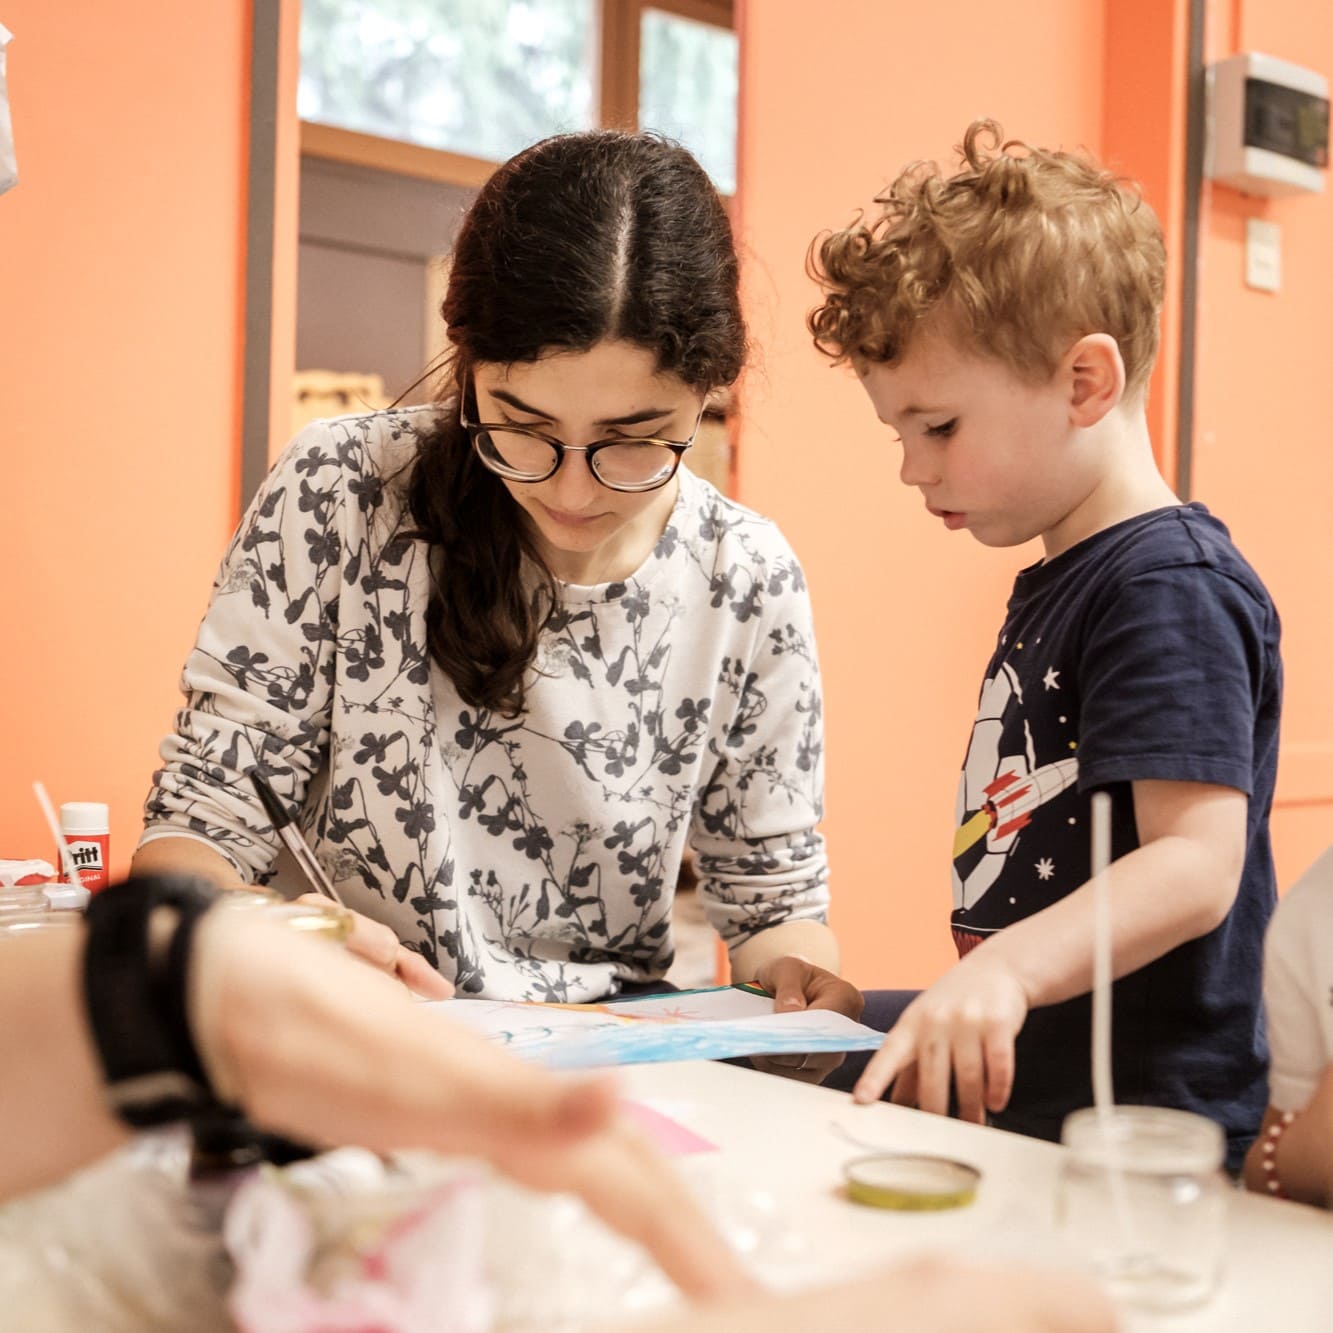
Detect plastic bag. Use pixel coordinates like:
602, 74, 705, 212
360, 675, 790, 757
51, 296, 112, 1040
226, 1149, 493, 1333
0, 24, 16, 197
0, 1130, 233, 1331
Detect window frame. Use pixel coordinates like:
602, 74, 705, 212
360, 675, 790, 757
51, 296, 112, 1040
298, 0, 736, 186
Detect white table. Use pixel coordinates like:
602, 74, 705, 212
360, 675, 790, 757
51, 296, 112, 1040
618, 1060, 1333, 1331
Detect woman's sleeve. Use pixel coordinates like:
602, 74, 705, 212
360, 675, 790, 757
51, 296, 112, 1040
690, 546, 830, 945
141, 426, 349, 879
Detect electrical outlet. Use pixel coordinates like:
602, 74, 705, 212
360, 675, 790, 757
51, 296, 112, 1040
1245, 218, 1282, 292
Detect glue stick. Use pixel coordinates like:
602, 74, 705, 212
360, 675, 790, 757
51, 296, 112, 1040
58, 801, 110, 894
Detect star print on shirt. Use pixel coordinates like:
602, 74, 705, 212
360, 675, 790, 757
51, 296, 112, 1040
1036, 857, 1055, 880
1043, 666, 1061, 691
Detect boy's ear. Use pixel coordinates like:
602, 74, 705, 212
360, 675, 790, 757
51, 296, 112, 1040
1063, 334, 1125, 427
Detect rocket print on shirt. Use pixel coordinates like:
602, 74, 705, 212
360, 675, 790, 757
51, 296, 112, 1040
951, 650, 1080, 957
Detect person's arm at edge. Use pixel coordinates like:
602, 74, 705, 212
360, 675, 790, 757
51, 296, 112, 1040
627, 1255, 1117, 1333
0, 928, 132, 1201
1242, 1075, 1333, 1207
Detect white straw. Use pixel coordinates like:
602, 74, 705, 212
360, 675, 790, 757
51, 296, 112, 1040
32, 781, 84, 891
1090, 790, 1113, 1113
1089, 790, 1136, 1253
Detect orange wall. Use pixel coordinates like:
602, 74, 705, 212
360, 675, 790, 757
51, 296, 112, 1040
1194, 0, 1333, 886
1101, 0, 1191, 487
0, 2, 253, 871
270, 0, 303, 461
734, 0, 1110, 986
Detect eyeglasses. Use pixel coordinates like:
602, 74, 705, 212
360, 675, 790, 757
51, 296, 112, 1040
460, 394, 703, 493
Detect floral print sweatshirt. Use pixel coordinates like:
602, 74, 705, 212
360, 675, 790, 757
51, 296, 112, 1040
142, 407, 828, 1000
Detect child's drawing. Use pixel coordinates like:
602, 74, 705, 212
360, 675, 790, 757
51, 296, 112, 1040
427, 985, 883, 1069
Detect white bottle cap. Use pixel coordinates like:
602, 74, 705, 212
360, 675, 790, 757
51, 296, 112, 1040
59, 802, 109, 834
44, 883, 92, 912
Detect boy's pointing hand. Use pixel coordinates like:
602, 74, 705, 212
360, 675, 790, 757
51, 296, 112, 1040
851, 950, 1030, 1123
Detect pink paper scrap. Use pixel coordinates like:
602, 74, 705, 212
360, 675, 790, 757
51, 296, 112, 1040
621, 1100, 717, 1156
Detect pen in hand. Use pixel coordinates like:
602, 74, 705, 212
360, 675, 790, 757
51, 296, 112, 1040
250, 770, 347, 908
249, 770, 453, 999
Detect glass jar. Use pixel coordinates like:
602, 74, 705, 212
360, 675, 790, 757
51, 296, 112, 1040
1057, 1105, 1227, 1311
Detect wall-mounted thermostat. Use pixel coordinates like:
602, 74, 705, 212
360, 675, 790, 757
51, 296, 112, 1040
1207, 52, 1328, 197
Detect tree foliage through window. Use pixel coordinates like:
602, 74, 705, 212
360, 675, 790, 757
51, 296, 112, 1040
300, 0, 597, 164
300, 0, 738, 191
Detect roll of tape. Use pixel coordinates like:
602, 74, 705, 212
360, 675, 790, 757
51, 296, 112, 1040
843, 1153, 981, 1211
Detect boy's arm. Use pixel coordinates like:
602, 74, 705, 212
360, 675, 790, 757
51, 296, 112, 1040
854, 779, 1246, 1120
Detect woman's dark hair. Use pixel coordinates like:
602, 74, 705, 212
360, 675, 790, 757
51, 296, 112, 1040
407, 130, 747, 716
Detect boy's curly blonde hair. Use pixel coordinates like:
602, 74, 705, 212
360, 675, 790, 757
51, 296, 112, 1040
808, 121, 1166, 396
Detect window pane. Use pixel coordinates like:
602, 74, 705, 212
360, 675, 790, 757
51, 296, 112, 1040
299, 0, 596, 163
639, 8, 738, 194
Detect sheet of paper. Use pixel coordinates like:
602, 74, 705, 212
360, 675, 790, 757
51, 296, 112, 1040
424, 986, 884, 1069
601, 984, 778, 1020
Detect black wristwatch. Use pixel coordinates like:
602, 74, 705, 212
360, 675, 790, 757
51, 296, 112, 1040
83, 874, 228, 1129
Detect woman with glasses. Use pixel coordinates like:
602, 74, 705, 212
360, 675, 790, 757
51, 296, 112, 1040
132, 130, 862, 1069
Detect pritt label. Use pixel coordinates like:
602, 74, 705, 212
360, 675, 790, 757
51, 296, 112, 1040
61, 836, 111, 891
66, 840, 104, 872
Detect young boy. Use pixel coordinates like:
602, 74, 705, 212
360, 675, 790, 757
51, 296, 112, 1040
809, 122, 1282, 1169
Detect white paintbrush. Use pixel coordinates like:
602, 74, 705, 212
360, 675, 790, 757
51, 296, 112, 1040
32, 780, 84, 892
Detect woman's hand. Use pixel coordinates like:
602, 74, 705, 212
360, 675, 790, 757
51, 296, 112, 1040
294, 893, 454, 999
749, 954, 866, 1084
852, 949, 1029, 1122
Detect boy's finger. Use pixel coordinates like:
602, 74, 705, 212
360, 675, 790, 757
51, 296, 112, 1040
888, 1062, 919, 1108
951, 1035, 987, 1124
984, 1030, 1016, 1113
853, 1029, 911, 1103
916, 1035, 952, 1116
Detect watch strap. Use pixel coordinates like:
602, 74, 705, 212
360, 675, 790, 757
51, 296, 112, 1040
83, 875, 225, 1129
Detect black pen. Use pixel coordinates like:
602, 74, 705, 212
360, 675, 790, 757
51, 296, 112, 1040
250, 770, 347, 908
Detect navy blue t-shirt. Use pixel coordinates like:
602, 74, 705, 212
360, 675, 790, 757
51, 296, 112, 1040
951, 504, 1281, 1167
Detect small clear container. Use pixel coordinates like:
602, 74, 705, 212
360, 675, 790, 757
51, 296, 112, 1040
1057, 1105, 1227, 1311
44, 882, 92, 913
0, 883, 81, 937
